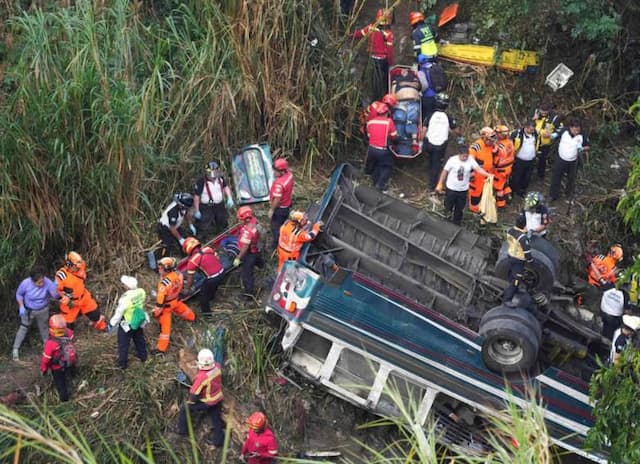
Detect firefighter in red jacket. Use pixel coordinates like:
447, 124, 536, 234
234, 206, 262, 301
40, 314, 77, 402
175, 348, 224, 447
468, 127, 496, 212
493, 125, 515, 208
277, 211, 323, 271
352, 9, 393, 102
365, 102, 398, 191
182, 237, 226, 316
241, 411, 279, 464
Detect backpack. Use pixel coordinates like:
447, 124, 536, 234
427, 63, 447, 93
53, 336, 77, 368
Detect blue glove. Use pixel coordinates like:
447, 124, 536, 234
178, 237, 186, 246
19, 306, 26, 317
193, 210, 202, 220
226, 196, 235, 209
189, 224, 197, 236
106, 322, 113, 333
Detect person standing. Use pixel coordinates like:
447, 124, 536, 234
520, 192, 550, 237
40, 314, 77, 402
549, 119, 589, 202
610, 315, 640, 365
352, 9, 393, 102
436, 145, 492, 226
468, 127, 497, 212
12, 266, 59, 361
181, 237, 226, 315
110, 275, 148, 369
509, 120, 538, 197
234, 206, 262, 301
424, 93, 457, 190
152, 257, 196, 353
193, 161, 235, 238
268, 158, 294, 250
532, 100, 561, 179
409, 11, 438, 60
175, 348, 224, 447
55, 252, 108, 332
600, 283, 628, 340
365, 102, 398, 192
277, 211, 323, 271
157, 192, 196, 256
503, 215, 533, 306
241, 411, 279, 464
492, 125, 515, 209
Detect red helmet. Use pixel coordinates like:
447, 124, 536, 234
409, 11, 424, 26
158, 257, 177, 272
273, 158, 289, 171
375, 9, 390, 25
247, 411, 267, 431
182, 237, 201, 255
49, 314, 67, 337
375, 102, 389, 115
237, 206, 253, 221
382, 93, 397, 107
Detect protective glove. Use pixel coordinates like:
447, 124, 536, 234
526, 230, 533, 238
189, 224, 197, 236
233, 258, 241, 268
193, 210, 202, 221
178, 237, 186, 246
106, 322, 113, 334
317, 220, 325, 232
19, 306, 26, 317
226, 196, 235, 209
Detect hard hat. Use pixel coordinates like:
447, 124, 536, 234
197, 348, 215, 370
382, 93, 397, 107
623, 314, 640, 331
289, 210, 307, 223
494, 124, 509, 135
158, 257, 177, 272
376, 102, 389, 115
609, 244, 623, 261
247, 411, 267, 431
182, 237, 201, 255
480, 127, 496, 139
206, 161, 220, 171
409, 11, 424, 26
49, 314, 67, 337
65, 251, 84, 268
417, 54, 429, 65
120, 275, 138, 290
175, 192, 194, 208
375, 9, 390, 25
237, 206, 253, 221
435, 92, 450, 108
524, 191, 544, 210
273, 158, 289, 171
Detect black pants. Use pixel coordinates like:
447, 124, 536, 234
177, 401, 224, 446
51, 368, 71, 402
340, 0, 354, 14
117, 326, 147, 369
503, 258, 525, 302
444, 188, 468, 225
157, 223, 187, 256
370, 57, 389, 103
366, 146, 393, 191
425, 140, 447, 189
537, 144, 552, 179
422, 95, 437, 123
271, 207, 290, 250
549, 158, 578, 201
199, 272, 225, 314
241, 252, 259, 296
510, 158, 535, 197
199, 202, 228, 237
601, 313, 622, 340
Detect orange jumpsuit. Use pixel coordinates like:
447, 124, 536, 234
493, 138, 514, 208
469, 138, 495, 212
588, 255, 618, 287
154, 270, 195, 352
55, 265, 106, 331
277, 220, 322, 271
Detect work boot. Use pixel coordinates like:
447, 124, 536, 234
12, 349, 19, 361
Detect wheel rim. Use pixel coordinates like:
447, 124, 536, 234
487, 338, 523, 366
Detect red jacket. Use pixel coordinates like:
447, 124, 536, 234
353, 24, 393, 63
366, 115, 398, 149
189, 362, 223, 406
241, 428, 278, 464
40, 328, 75, 372
269, 171, 294, 208
239, 218, 260, 254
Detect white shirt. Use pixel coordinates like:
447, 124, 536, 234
200, 179, 224, 204
426, 111, 451, 146
601, 287, 625, 317
444, 155, 480, 191
558, 131, 584, 162
516, 133, 537, 161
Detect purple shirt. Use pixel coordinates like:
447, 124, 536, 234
16, 277, 59, 310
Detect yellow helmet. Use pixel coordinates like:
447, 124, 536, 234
158, 257, 177, 272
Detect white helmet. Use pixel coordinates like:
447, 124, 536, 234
197, 349, 215, 370
120, 275, 138, 290
623, 315, 640, 332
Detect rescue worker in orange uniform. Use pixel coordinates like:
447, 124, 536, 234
492, 125, 515, 208
277, 211, 324, 271
352, 9, 394, 102
588, 244, 623, 288
234, 206, 263, 301
152, 257, 196, 352
55, 252, 108, 332
468, 127, 496, 212
241, 411, 279, 464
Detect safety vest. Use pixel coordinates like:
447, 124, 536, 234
122, 288, 146, 320
191, 364, 223, 405
413, 24, 438, 57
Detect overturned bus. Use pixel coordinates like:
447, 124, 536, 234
265, 164, 609, 462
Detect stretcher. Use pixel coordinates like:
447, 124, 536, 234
438, 43, 539, 73
388, 65, 424, 159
